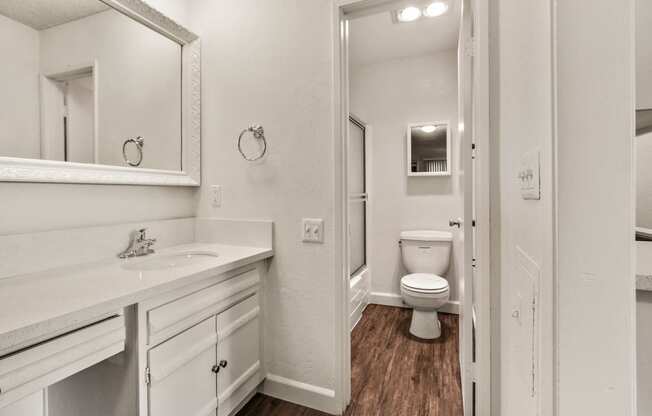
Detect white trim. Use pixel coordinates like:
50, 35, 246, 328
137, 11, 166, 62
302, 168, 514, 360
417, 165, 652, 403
332, 2, 351, 412
369, 291, 403, 307
369, 292, 461, 314
262, 374, 338, 415
0, 0, 201, 187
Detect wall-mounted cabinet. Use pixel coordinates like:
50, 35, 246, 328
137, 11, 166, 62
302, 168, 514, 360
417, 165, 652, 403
407, 121, 451, 177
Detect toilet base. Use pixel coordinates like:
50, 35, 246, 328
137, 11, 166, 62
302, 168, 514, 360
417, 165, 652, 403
409, 309, 441, 340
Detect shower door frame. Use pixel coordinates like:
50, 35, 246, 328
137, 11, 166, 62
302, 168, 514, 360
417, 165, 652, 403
348, 114, 371, 279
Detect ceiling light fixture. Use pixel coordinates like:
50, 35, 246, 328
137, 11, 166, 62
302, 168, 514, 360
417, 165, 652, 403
396, 6, 422, 22
423, 2, 449, 17
421, 125, 437, 133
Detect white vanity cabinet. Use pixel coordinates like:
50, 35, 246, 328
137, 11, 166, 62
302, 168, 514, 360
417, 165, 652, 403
138, 264, 264, 416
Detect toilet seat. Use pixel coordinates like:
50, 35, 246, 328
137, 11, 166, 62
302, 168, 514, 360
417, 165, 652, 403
401, 273, 449, 294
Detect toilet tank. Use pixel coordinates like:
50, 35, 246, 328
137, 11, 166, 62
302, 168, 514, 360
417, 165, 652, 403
400, 230, 452, 275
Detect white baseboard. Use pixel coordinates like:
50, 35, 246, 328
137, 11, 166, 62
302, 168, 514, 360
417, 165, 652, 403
369, 292, 460, 315
262, 374, 338, 415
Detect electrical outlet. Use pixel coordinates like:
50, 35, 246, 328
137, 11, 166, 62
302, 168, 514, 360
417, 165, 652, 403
302, 218, 324, 243
211, 185, 222, 207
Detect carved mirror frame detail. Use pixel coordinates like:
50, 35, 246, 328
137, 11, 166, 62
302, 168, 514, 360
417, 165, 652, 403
0, 0, 201, 186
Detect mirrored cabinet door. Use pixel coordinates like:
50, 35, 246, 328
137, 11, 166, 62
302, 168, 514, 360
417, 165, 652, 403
407, 122, 451, 176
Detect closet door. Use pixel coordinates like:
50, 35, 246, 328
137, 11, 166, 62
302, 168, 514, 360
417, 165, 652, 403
216, 295, 261, 416
148, 317, 218, 416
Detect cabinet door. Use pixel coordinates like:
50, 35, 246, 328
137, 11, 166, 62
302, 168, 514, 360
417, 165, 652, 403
216, 294, 261, 416
148, 317, 218, 416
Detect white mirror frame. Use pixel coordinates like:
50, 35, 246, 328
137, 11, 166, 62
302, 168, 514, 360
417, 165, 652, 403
406, 121, 452, 177
0, 0, 201, 186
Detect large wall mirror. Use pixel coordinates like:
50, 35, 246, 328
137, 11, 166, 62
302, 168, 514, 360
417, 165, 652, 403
407, 121, 451, 177
0, 0, 200, 186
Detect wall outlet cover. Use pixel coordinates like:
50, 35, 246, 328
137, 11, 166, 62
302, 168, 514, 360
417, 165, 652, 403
302, 218, 324, 243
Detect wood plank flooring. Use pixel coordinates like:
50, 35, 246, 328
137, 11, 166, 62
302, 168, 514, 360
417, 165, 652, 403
236, 304, 463, 416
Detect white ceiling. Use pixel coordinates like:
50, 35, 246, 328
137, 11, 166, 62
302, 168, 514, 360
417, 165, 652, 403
0, 0, 109, 31
349, 0, 460, 66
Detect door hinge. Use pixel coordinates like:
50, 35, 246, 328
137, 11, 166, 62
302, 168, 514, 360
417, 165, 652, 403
472, 258, 477, 268
472, 219, 476, 227
465, 36, 476, 57
471, 143, 477, 159
145, 367, 151, 385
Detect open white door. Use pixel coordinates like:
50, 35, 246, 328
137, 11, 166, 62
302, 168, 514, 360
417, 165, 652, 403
459, 0, 491, 414
458, 0, 475, 410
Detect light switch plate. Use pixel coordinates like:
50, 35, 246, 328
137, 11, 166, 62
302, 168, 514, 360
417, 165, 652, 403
302, 218, 324, 243
211, 185, 222, 207
519, 149, 541, 200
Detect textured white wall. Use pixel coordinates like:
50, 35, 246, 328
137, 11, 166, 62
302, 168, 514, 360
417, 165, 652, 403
637, 132, 652, 228
349, 51, 463, 302
637, 289, 652, 415
494, 0, 554, 414
189, 0, 336, 391
556, 0, 635, 414
0, 14, 40, 159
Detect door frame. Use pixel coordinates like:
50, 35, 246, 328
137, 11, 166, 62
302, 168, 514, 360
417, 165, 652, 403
331, 0, 492, 413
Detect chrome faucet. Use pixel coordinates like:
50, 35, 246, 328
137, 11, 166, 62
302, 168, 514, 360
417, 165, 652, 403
118, 228, 156, 259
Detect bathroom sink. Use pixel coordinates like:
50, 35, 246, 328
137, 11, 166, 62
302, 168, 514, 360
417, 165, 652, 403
121, 251, 219, 271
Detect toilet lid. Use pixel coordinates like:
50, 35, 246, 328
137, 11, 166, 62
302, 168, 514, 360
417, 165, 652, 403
401, 273, 449, 293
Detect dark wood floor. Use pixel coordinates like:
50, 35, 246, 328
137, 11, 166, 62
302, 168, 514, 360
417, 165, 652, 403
237, 304, 463, 416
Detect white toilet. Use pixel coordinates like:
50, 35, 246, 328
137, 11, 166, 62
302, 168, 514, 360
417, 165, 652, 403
399, 230, 452, 339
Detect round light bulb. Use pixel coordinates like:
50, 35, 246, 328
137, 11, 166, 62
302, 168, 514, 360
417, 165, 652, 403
421, 125, 437, 133
397, 6, 422, 22
424, 2, 449, 17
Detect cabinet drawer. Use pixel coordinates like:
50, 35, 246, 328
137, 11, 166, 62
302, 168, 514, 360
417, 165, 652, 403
148, 268, 260, 344
0, 315, 125, 409
148, 318, 218, 416
217, 294, 261, 416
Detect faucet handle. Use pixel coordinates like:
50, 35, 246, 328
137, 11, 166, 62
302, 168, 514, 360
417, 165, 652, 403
135, 228, 148, 240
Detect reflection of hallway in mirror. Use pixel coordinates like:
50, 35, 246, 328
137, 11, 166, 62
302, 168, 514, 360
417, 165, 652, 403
64, 74, 95, 163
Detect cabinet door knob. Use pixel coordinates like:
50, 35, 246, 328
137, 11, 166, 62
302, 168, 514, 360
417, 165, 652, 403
211, 365, 220, 374
219, 360, 228, 368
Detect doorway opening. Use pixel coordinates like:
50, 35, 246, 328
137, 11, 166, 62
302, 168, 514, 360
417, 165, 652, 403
40, 63, 98, 164
334, 0, 491, 414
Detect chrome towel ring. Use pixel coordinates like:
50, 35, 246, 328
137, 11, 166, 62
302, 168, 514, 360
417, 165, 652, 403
238, 125, 267, 161
123, 136, 144, 167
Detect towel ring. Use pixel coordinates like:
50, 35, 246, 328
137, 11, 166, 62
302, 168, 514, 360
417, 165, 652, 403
122, 136, 144, 167
238, 125, 267, 161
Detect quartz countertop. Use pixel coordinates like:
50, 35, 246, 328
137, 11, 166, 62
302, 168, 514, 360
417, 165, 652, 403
0, 243, 273, 356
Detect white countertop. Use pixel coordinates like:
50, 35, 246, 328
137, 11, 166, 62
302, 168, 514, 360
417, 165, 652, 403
0, 243, 273, 356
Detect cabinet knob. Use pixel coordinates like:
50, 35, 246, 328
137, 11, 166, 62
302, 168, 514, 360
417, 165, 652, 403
211, 365, 220, 374
219, 360, 228, 368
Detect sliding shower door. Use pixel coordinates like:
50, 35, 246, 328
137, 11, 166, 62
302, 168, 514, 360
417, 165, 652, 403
348, 116, 367, 277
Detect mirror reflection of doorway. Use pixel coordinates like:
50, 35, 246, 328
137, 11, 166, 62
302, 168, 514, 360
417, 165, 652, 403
40, 66, 96, 164
348, 115, 368, 278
